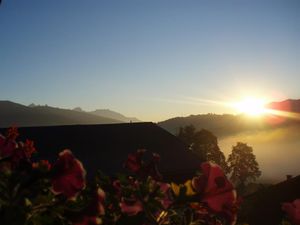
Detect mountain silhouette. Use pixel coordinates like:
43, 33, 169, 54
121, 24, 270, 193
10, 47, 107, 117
2, 99, 299, 133
0, 101, 121, 128
158, 99, 300, 137
73, 108, 140, 123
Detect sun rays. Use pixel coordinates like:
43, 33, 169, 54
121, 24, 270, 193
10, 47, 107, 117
233, 97, 268, 116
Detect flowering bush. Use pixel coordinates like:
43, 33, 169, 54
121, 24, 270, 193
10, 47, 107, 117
0, 127, 238, 225
282, 199, 300, 225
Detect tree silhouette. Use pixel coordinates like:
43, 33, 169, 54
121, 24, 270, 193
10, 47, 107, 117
177, 125, 228, 172
227, 142, 261, 190
177, 125, 196, 150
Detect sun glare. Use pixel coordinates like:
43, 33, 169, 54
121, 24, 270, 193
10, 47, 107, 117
234, 97, 267, 116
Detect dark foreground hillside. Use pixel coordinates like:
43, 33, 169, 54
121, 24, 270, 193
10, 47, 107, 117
0, 122, 201, 182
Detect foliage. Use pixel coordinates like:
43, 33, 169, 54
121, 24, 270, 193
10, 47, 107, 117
227, 142, 261, 191
177, 125, 228, 172
0, 127, 239, 225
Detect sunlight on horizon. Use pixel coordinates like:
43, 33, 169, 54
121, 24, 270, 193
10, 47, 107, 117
231, 96, 300, 121
265, 108, 300, 121
233, 97, 268, 116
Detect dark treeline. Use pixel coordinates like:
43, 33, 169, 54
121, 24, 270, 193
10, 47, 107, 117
177, 125, 261, 194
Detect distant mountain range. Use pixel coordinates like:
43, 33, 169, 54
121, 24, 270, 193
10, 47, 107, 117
72, 107, 140, 123
158, 99, 300, 137
1, 99, 299, 134
0, 101, 140, 128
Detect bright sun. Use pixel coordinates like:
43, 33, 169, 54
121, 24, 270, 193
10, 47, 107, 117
234, 97, 267, 116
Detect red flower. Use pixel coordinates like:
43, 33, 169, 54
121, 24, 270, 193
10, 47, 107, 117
10, 140, 36, 166
51, 149, 86, 199
124, 150, 162, 180
6, 127, 19, 141
73, 217, 102, 225
21, 139, 36, 158
73, 188, 106, 225
189, 203, 224, 225
142, 153, 163, 181
0, 134, 17, 158
120, 197, 143, 216
0, 131, 35, 169
282, 199, 300, 225
0, 127, 21, 158
113, 179, 122, 197
192, 162, 237, 225
124, 149, 146, 173
32, 160, 51, 171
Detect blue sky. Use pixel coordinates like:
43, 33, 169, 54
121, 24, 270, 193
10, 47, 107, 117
0, 0, 299, 121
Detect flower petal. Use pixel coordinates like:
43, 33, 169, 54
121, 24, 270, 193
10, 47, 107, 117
51, 149, 86, 199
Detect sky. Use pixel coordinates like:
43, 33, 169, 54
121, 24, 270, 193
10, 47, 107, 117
0, 0, 299, 121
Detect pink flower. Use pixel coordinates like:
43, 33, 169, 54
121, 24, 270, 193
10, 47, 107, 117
51, 149, 86, 199
158, 182, 173, 209
282, 199, 300, 225
192, 162, 237, 225
120, 197, 143, 216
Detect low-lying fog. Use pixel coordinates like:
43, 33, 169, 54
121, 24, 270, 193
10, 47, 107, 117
219, 125, 300, 184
